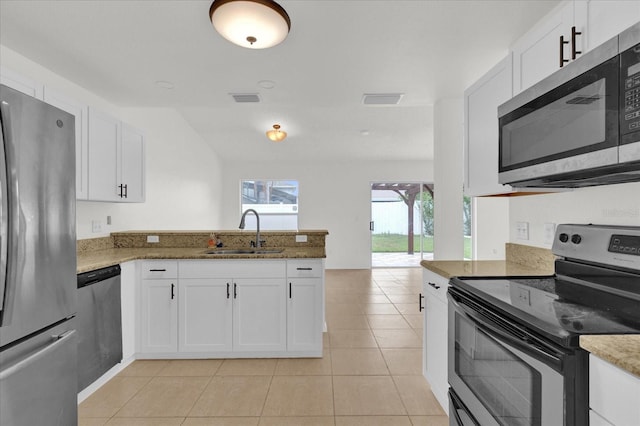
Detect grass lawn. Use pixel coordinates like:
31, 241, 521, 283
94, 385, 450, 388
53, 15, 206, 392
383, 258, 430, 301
372, 234, 472, 259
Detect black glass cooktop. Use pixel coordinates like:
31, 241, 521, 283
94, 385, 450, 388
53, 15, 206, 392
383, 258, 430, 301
450, 266, 640, 348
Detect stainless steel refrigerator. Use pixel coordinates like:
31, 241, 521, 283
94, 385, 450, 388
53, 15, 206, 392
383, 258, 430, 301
0, 84, 77, 425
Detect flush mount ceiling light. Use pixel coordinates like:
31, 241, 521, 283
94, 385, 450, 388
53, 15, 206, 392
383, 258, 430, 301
266, 124, 287, 142
209, 0, 291, 49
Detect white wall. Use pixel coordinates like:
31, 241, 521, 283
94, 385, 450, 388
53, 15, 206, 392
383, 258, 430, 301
220, 159, 433, 269
474, 197, 510, 259
433, 98, 464, 260
77, 107, 223, 238
509, 182, 640, 248
1, 46, 224, 239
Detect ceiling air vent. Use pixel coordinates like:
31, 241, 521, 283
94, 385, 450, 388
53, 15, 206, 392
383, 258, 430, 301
230, 93, 261, 103
362, 93, 404, 105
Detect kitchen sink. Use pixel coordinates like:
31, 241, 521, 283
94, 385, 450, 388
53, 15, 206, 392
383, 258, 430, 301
204, 249, 284, 255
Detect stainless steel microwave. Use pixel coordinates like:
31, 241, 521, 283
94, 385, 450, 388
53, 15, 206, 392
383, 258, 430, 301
498, 22, 640, 188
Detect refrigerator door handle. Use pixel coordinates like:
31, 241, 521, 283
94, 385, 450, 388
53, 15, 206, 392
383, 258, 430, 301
0, 100, 12, 316
0, 330, 76, 381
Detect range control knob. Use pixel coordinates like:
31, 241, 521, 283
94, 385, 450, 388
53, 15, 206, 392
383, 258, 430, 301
571, 234, 582, 244
559, 233, 569, 243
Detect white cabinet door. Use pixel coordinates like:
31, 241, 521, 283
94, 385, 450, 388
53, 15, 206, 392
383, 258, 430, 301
43, 88, 89, 200
464, 54, 514, 196
179, 279, 233, 353
287, 278, 323, 353
88, 108, 120, 201
87, 108, 145, 202
584, 0, 640, 51
589, 354, 640, 426
121, 124, 145, 202
0, 66, 43, 99
422, 269, 449, 415
139, 279, 178, 353
424, 288, 448, 414
512, 1, 583, 94
233, 278, 287, 352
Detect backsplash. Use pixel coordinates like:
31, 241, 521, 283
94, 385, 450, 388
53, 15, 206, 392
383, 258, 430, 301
78, 230, 328, 252
506, 243, 555, 272
76, 236, 114, 254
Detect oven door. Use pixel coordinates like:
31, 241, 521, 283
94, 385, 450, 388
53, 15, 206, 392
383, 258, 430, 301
498, 54, 620, 186
448, 292, 567, 426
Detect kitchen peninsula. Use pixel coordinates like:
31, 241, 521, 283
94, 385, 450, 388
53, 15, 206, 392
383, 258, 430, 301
77, 229, 328, 377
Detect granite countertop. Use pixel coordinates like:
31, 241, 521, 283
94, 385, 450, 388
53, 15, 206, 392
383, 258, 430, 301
580, 335, 640, 378
77, 246, 326, 273
420, 259, 554, 278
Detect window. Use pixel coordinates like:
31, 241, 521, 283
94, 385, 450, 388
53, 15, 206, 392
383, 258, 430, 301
240, 180, 298, 230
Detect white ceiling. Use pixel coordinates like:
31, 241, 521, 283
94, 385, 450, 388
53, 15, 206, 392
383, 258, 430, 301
0, 0, 559, 162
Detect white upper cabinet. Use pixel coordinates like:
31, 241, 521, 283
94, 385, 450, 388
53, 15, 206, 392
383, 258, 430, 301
464, 54, 514, 196
512, 0, 585, 94
583, 1, 640, 51
43, 88, 89, 200
465, 0, 639, 196
88, 108, 145, 202
88, 108, 121, 201
121, 124, 146, 202
0, 66, 43, 99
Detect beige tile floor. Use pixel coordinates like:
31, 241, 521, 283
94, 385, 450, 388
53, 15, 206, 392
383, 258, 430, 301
79, 268, 448, 426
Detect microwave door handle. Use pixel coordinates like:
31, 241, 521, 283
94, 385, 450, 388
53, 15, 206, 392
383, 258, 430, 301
450, 295, 564, 371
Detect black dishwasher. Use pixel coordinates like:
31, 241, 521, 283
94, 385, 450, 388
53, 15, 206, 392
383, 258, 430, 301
77, 265, 123, 392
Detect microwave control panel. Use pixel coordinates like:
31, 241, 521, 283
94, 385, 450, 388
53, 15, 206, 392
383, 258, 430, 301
621, 43, 640, 143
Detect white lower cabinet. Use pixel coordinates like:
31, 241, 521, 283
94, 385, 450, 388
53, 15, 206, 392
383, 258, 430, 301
138, 259, 323, 358
178, 278, 232, 353
589, 354, 640, 426
287, 259, 324, 353
422, 269, 450, 415
233, 278, 286, 352
140, 278, 178, 353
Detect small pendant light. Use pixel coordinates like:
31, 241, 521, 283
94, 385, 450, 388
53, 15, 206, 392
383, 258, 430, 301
266, 124, 287, 142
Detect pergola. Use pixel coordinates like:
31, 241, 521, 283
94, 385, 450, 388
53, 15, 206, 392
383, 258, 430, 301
371, 183, 434, 254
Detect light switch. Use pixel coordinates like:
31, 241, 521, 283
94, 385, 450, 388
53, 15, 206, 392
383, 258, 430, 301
516, 222, 529, 240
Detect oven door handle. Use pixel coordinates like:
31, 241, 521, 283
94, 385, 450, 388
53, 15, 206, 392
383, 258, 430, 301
451, 295, 564, 372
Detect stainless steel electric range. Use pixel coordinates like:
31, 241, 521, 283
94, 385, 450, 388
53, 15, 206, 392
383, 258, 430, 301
447, 224, 640, 426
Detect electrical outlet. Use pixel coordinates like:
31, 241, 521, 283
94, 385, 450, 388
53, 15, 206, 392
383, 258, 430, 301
295, 234, 307, 243
544, 223, 556, 245
147, 235, 159, 243
91, 220, 103, 233
106, 215, 112, 225
516, 222, 529, 240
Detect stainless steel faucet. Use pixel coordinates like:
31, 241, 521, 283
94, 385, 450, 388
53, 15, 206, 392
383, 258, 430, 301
239, 209, 261, 248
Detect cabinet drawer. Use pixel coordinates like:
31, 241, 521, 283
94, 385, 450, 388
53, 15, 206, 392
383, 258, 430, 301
140, 261, 178, 279
287, 260, 323, 278
179, 260, 286, 279
423, 269, 449, 303
589, 354, 640, 426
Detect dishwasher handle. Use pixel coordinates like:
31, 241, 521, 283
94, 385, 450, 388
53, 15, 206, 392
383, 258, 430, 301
77, 265, 121, 289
